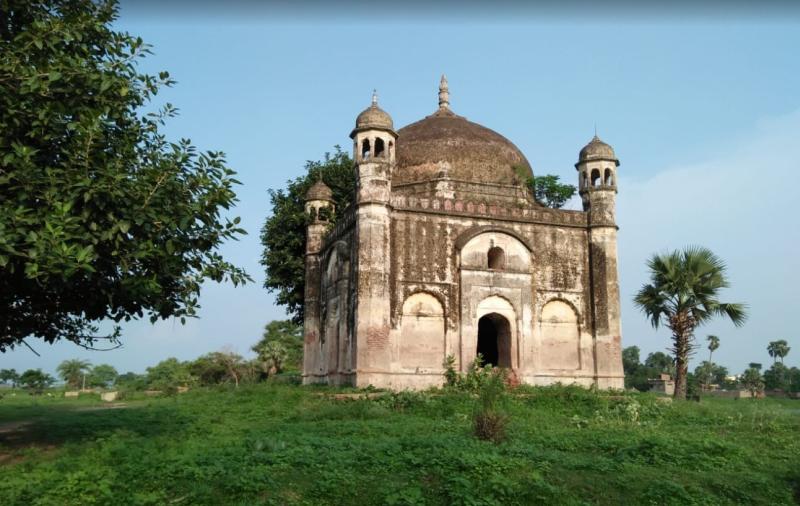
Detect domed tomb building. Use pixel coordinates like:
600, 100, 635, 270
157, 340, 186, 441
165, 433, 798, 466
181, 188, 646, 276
302, 77, 624, 389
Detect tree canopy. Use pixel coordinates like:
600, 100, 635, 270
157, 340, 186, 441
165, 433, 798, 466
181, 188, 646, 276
56, 358, 91, 389
260, 148, 355, 324
253, 320, 303, 372
633, 246, 747, 399
0, 368, 19, 386
531, 174, 577, 209
767, 340, 790, 364
88, 363, 118, 387
19, 368, 54, 393
0, 0, 249, 351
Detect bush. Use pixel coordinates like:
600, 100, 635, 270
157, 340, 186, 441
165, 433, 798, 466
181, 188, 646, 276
473, 368, 509, 443
443, 354, 497, 393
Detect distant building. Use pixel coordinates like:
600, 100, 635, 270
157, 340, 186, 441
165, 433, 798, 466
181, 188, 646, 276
649, 373, 675, 396
302, 77, 624, 390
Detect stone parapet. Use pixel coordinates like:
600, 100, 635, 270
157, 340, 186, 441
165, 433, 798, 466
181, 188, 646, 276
391, 195, 588, 228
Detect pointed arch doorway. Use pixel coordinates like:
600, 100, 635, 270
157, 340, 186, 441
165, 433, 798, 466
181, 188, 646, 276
476, 313, 512, 368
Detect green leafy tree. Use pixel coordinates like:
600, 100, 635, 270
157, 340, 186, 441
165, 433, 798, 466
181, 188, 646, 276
19, 368, 54, 393
260, 148, 355, 324
644, 352, 675, 377
56, 358, 91, 389
634, 246, 747, 399
188, 353, 229, 386
622, 346, 656, 391
209, 350, 247, 387
115, 371, 146, 390
740, 367, 764, 398
146, 358, 194, 393
531, 174, 577, 209
789, 367, 800, 393
0, 0, 249, 352
0, 368, 19, 387
763, 363, 791, 391
694, 361, 728, 388
767, 340, 790, 364
253, 320, 303, 372
255, 341, 289, 378
622, 346, 641, 376
88, 363, 118, 388
748, 362, 762, 371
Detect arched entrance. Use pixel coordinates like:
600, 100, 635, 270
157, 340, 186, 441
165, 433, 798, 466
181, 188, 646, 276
476, 313, 512, 368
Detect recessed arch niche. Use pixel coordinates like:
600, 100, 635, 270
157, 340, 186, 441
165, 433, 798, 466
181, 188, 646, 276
539, 300, 580, 370
399, 293, 445, 370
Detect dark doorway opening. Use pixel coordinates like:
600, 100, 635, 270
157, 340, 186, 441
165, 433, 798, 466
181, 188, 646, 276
476, 313, 512, 368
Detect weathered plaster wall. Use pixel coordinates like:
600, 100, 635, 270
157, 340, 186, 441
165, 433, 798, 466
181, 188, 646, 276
304, 141, 624, 390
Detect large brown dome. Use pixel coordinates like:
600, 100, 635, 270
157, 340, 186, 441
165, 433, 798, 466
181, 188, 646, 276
394, 107, 533, 186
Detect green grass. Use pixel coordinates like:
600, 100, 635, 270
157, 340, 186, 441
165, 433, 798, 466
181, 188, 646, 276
1, 385, 798, 505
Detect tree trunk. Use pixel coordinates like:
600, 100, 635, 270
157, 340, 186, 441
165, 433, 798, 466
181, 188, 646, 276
670, 312, 694, 400
674, 344, 688, 399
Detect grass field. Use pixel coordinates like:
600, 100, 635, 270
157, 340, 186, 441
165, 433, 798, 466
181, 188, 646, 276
1, 384, 798, 505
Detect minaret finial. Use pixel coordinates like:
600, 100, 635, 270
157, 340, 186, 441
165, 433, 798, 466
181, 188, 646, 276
371, 89, 378, 106
438, 74, 449, 110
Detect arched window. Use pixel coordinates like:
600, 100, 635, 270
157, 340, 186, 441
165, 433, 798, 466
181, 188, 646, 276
487, 247, 505, 270
361, 139, 371, 160
604, 168, 613, 186
374, 138, 385, 157
388, 140, 394, 158
582, 171, 588, 188
591, 169, 601, 187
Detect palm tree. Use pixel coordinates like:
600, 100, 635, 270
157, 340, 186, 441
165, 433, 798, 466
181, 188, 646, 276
701, 335, 721, 389
255, 341, 288, 377
707, 335, 720, 363
767, 340, 790, 364
56, 359, 92, 389
634, 247, 747, 399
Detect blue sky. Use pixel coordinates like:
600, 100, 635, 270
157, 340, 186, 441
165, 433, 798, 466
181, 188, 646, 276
3, 5, 799, 377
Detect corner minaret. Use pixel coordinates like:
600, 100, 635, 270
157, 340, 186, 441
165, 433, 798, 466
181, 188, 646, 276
349, 91, 397, 386
350, 90, 397, 164
576, 135, 624, 389
302, 179, 335, 384
576, 134, 618, 220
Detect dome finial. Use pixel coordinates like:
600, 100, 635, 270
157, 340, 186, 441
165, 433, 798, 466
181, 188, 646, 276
371, 89, 378, 106
438, 74, 450, 110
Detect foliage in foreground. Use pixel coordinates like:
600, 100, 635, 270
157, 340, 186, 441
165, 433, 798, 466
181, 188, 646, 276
1, 384, 798, 505
0, 0, 249, 351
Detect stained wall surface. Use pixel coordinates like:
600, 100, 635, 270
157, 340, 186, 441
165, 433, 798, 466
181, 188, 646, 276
302, 94, 624, 390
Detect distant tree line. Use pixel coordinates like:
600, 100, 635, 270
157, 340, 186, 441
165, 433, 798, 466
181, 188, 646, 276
0, 320, 303, 395
623, 338, 798, 396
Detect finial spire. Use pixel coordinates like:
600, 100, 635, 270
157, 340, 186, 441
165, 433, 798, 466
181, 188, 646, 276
371, 89, 378, 106
438, 74, 450, 110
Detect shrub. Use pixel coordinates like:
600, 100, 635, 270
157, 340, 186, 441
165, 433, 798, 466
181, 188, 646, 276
443, 355, 458, 387
444, 353, 498, 393
473, 368, 509, 443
